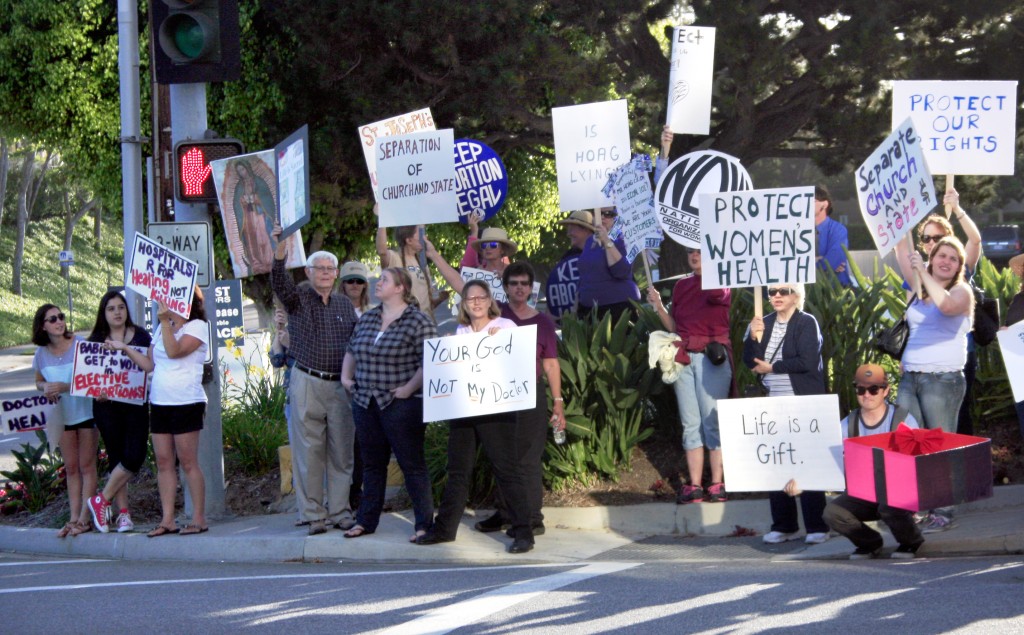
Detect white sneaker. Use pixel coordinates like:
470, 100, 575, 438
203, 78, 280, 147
805, 532, 830, 544
115, 512, 134, 533
763, 531, 800, 544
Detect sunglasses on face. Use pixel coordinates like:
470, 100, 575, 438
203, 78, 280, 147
601, 211, 618, 218
920, 234, 946, 245
480, 241, 501, 249
506, 280, 531, 288
343, 279, 366, 285
854, 384, 887, 396
45, 313, 66, 324
767, 288, 794, 297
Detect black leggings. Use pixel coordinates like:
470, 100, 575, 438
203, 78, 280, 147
94, 400, 150, 473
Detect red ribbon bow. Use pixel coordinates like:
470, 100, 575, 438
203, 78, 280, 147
888, 422, 944, 456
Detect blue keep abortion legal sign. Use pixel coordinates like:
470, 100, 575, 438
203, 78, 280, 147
454, 139, 508, 223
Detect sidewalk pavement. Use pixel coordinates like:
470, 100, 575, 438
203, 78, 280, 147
2, 485, 1021, 564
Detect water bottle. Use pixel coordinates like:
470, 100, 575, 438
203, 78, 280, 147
551, 415, 566, 445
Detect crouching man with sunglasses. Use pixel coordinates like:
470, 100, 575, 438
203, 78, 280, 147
823, 364, 925, 560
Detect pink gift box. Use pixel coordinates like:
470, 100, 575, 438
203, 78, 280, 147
844, 432, 993, 512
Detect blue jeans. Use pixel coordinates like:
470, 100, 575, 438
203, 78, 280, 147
352, 397, 433, 533
672, 352, 731, 451
895, 371, 966, 433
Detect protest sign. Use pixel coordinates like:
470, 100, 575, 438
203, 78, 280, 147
147, 222, 212, 288
603, 155, 662, 264
214, 279, 245, 346
552, 100, 631, 211
275, 124, 311, 239
358, 108, 436, 201
451, 268, 539, 316
454, 139, 508, 223
210, 150, 307, 277
892, 80, 1018, 176
699, 186, 816, 289
2, 393, 54, 435
126, 232, 198, 318
997, 321, 1024, 403
855, 117, 936, 256
423, 325, 537, 423
69, 341, 148, 405
376, 129, 458, 228
655, 150, 753, 249
545, 251, 581, 318
718, 394, 845, 492
666, 26, 716, 135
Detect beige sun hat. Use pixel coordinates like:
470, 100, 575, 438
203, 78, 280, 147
558, 210, 597, 231
1010, 253, 1024, 279
339, 261, 368, 282
469, 227, 518, 255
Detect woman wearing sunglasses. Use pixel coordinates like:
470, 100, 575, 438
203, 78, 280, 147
742, 283, 830, 545
339, 261, 372, 316
461, 213, 515, 275
32, 305, 97, 537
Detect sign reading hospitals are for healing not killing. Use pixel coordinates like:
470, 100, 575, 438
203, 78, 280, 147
126, 232, 198, 318
551, 99, 631, 211
699, 186, 816, 289
856, 116, 936, 256
422, 326, 537, 423
376, 129, 459, 228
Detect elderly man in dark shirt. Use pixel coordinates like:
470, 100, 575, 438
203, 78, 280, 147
271, 224, 358, 535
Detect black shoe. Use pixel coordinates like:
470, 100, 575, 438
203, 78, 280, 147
334, 519, 357, 531
506, 523, 545, 538
416, 531, 454, 545
508, 538, 534, 554
475, 513, 509, 533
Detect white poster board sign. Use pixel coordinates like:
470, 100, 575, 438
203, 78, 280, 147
552, 99, 631, 211
70, 341, 148, 405
358, 108, 436, 200
699, 186, 816, 289
892, 80, 1018, 176
655, 150, 753, 248
719, 394, 845, 492
1, 393, 55, 435
997, 321, 1024, 403
855, 117, 937, 256
376, 129, 458, 228
604, 156, 662, 263
666, 26, 716, 135
423, 326, 537, 423
126, 232, 198, 318
275, 124, 311, 239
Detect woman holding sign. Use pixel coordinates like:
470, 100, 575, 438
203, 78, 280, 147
560, 210, 640, 322
84, 291, 152, 534
461, 215, 515, 275
374, 204, 440, 320
742, 283, 831, 545
32, 304, 97, 538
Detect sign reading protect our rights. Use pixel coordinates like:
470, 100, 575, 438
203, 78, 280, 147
423, 326, 537, 423
454, 139, 508, 223
358, 108, 436, 200
551, 99, 631, 211
376, 129, 459, 228
892, 80, 1018, 176
856, 117, 936, 256
699, 186, 816, 289
70, 341, 148, 405
127, 232, 198, 318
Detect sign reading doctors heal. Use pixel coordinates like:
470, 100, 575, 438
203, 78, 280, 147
855, 117, 936, 256
423, 326, 537, 423
656, 150, 753, 249
454, 139, 508, 223
70, 341, 148, 405
699, 186, 816, 289
892, 80, 1018, 175
718, 394, 845, 492
666, 26, 716, 135
2, 393, 55, 435
126, 232, 198, 318
376, 129, 458, 228
551, 99, 631, 211
358, 108, 436, 200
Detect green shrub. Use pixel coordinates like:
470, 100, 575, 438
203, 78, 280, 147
220, 343, 288, 476
0, 431, 64, 514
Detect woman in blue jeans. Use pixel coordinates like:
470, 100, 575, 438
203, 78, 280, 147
341, 267, 437, 541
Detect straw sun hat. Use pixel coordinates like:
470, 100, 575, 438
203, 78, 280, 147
469, 227, 518, 255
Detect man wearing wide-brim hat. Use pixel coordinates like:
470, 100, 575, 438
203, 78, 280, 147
559, 209, 639, 321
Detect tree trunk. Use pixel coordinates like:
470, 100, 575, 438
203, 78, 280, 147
27, 150, 51, 220
94, 202, 101, 246
62, 192, 97, 279
0, 136, 9, 232
12, 153, 35, 295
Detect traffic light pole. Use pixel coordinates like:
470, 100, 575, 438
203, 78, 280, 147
170, 83, 227, 519
117, 0, 146, 323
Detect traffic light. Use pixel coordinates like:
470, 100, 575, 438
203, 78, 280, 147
173, 138, 245, 204
151, 0, 241, 84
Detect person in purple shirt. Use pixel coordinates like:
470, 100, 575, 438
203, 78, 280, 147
814, 185, 850, 287
559, 210, 640, 321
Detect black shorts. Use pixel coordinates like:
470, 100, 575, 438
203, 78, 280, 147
150, 403, 206, 435
65, 418, 96, 431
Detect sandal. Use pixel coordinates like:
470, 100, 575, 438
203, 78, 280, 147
57, 522, 75, 538
69, 521, 92, 537
343, 525, 373, 538
147, 525, 180, 538
180, 524, 209, 535
409, 529, 427, 543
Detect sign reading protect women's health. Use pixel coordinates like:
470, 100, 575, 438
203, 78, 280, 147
666, 26, 716, 135
552, 99, 631, 211
376, 129, 459, 228
892, 80, 1018, 175
423, 326, 537, 423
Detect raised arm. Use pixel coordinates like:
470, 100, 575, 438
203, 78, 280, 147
423, 237, 466, 294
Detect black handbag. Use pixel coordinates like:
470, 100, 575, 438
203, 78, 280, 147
875, 295, 914, 360
704, 341, 728, 366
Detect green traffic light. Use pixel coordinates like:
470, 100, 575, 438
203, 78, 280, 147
167, 15, 205, 60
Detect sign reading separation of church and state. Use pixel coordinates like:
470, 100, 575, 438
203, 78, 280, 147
70, 341, 149, 405
603, 155, 662, 263
422, 326, 538, 423
126, 232, 198, 318
358, 108, 436, 200
551, 99, 631, 211
855, 117, 937, 256
892, 80, 1018, 176
699, 186, 816, 289
454, 139, 508, 223
666, 26, 716, 135
656, 150, 753, 249
376, 128, 459, 228
1, 393, 55, 435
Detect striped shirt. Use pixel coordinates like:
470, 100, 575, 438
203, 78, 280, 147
347, 304, 437, 410
762, 319, 795, 396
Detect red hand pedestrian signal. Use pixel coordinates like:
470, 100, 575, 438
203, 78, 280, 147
172, 138, 244, 204
180, 146, 213, 196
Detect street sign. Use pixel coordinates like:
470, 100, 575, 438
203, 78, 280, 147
147, 221, 213, 287
213, 279, 245, 346
59, 250, 75, 266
